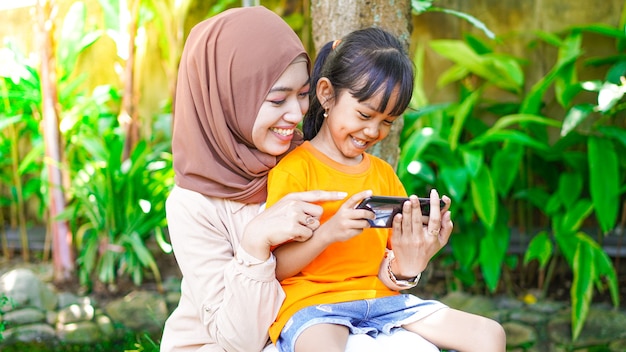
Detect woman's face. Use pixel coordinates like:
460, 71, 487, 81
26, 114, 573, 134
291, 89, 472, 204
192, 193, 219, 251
252, 59, 310, 156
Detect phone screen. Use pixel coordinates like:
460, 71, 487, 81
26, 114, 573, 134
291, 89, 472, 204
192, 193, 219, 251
356, 196, 445, 228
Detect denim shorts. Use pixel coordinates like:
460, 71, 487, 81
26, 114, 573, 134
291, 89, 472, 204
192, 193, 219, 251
275, 294, 447, 352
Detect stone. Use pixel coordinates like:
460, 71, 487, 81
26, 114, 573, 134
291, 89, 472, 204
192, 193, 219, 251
0, 268, 58, 311
2, 323, 57, 343
1, 307, 46, 327
104, 290, 168, 333
57, 321, 102, 344
503, 321, 537, 348
56, 303, 95, 324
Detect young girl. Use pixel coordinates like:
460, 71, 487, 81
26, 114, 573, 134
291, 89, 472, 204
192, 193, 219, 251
266, 27, 506, 352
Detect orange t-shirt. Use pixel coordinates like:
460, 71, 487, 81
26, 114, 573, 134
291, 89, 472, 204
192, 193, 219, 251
266, 141, 407, 342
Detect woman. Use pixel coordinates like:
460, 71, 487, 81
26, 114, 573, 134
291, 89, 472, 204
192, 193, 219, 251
161, 6, 445, 352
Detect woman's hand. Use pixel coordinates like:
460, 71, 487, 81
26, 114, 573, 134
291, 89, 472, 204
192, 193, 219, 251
389, 189, 453, 279
241, 190, 347, 260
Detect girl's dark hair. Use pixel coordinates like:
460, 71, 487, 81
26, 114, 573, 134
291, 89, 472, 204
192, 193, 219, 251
303, 27, 414, 140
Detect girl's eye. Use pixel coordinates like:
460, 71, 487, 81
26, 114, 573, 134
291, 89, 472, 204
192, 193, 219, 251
358, 111, 371, 119
269, 99, 286, 105
383, 119, 394, 126
298, 91, 309, 98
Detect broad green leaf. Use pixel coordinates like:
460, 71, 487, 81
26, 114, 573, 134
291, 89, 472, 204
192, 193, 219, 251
554, 32, 582, 107
436, 65, 470, 88
561, 104, 594, 137
469, 130, 550, 151
470, 165, 497, 229
491, 142, 523, 196
571, 241, 594, 341
428, 7, 496, 39
439, 164, 469, 201
489, 113, 562, 131
479, 223, 509, 292
593, 244, 620, 307
554, 230, 579, 266
449, 89, 482, 150
561, 199, 593, 234
588, 137, 619, 233
461, 148, 483, 177
521, 54, 578, 114
597, 126, 626, 148
451, 231, 478, 269
411, 0, 434, 13
545, 194, 562, 216
523, 231, 553, 269
557, 173, 582, 210
430, 40, 520, 92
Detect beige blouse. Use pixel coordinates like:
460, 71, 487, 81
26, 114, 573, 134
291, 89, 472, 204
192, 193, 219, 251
160, 186, 284, 352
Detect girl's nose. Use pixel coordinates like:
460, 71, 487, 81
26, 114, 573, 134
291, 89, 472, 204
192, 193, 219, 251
364, 124, 380, 139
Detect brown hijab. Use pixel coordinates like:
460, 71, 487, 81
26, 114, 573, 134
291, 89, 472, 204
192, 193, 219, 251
172, 6, 308, 203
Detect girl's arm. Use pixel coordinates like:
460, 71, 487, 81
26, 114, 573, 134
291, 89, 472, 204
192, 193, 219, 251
274, 190, 374, 281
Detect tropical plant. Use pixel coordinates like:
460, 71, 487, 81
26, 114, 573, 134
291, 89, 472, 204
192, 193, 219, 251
0, 42, 45, 261
400, 13, 625, 340
60, 118, 173, 291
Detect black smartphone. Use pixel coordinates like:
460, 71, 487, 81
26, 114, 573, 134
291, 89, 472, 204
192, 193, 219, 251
356, 196, 446, 228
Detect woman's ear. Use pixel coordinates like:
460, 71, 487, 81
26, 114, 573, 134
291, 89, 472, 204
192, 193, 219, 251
316, 77, 334, 108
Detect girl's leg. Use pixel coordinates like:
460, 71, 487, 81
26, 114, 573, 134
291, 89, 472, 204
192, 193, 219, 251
343, 328, 439, 352
294, 324, 349, 352
372, 328, 440, 352
403, 307, 506, 352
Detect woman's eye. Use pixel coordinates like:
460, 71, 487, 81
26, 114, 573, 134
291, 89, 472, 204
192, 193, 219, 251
270, 99, 286, 105
298, 91, 309, 98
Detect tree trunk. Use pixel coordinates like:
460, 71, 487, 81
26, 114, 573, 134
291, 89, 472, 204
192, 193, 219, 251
37, 0, 74, 281
120, 0, 141, 160
310, 0, 413, 169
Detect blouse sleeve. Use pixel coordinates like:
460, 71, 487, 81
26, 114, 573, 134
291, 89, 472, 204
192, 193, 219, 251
162, 186, 284, 352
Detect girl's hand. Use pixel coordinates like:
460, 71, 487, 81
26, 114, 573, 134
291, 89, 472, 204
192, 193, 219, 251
314, 190, 375, 245
242, 190, 347, 260
389, 189, 453, 279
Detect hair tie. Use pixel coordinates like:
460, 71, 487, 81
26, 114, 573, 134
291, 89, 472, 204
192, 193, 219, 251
332, 39, 342, 50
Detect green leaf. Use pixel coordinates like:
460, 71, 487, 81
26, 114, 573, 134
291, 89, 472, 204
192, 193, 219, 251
449, 89, 482, 150
521, 54, 579, 114
557, 173, 582, 210
561, 104, 594, 137
411, 0, 434, 13
489, 113, 562, 131
479, 223, 509, 292
470, 165, 497, 229
571, 240, 595, 341
430, 40, 521, 93
491, 142, 523, 197
469, 130, 550, 151
588, 137, 619, 233
597, 126, 626, 148
554, 32, 582, 107
523, 231, 553, 269
461, 148, 483, 177
428, 7, 496, 39
439, 164, 469, 201
561, 199, 593, 234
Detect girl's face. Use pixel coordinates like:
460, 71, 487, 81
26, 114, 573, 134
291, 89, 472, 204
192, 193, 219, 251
252, 59, 310, 156
312, 80, 401, 165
